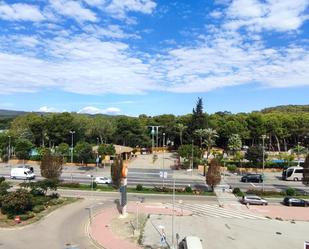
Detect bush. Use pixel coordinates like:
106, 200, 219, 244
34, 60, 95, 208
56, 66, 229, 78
286, 187, 296, 196
136, 184, 143, 191
31, 196, 51, 206
1, 189, 33, 216
20, 212, 35, 220
185, 186, 192, 193
90, 182, 97, 189
246, 189, 284, 196
29, 155, 41, 161
232, 187, 243, 196
0, 176, 5, 184
58, 182, 80, 188
0, 181, 11, 195
32, 205, 45, 213
227, 164, 237, 172
48, 198, 64, 206
49, 192, 59, 199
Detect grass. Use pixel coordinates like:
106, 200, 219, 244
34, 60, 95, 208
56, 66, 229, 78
0, 197, 79, 228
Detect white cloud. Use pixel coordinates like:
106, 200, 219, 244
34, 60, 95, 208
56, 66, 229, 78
0, 2, 45, 22
38, 106, 58, 112
50, 0, 97, 22
78, 106, 121, 114
83, 24, 140, 39
224, 0, 309, 32
104, 0, 157, 19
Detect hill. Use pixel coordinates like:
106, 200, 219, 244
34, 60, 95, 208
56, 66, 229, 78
261, 105, 309, 114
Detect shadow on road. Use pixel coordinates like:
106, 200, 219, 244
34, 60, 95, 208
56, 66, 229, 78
114, 199, 122, 214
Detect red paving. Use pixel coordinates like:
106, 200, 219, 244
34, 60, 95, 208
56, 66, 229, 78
247, 205, 309, 221
90, 202, 192, 249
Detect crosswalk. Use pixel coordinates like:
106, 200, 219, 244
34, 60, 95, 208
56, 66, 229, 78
164, 202, 267, 220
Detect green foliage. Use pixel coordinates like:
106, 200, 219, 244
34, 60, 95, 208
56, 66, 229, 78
56, 143, 70, 156
19, 212, 35, 220
185, 186, 192, 193
1, 189, 33, 216
0, 181, 11, 195
228, 134, 242, 154
136, 184, 143, 191
75, 141, 93, 163
206, 158, 221, 190
188, 98, 208, 136
232, 188, 243, 196
245, 146, 267, 164
58, 182, 80, 188
0, 176, 5, 183
286, 187, 296, 196
40, 151, 63, 179
90, 181, 97, 189
15, 138, 34, 160
98, 144, 115, 156
178, 144, 201, 160
227, 164, 237, 172
32, 205, 45, 213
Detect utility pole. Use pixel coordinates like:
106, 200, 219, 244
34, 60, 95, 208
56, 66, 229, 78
191, 139, 193, 176
8, 135, 11, 160
297, 142, 301, 167
148, 126, 161, 153
70, 130, 75, 163
172, 179, 175, 249
262, 135, 266, 192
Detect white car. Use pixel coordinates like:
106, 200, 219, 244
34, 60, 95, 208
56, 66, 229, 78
94, 177, 111, 184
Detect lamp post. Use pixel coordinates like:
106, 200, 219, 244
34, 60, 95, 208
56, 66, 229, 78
8, 135, 11, 160
191, 139, 193, 176
163, 133, 165, 187
297, 142, 301, 167
70, 130, 75, 163
262, 135, 266, 192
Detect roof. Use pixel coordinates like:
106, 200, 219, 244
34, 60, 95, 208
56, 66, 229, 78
93, 144, 133, 155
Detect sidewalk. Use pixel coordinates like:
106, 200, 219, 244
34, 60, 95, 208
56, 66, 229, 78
89, 202, 191, 249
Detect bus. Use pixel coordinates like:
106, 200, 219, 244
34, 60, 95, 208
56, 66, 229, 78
282, 166, 303, 181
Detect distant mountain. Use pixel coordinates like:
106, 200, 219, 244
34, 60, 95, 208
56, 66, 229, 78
0, 109, 28, 118
261, 105, 309, 114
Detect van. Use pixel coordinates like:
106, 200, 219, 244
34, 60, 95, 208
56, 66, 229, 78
179, 236, 203, 249
10, 167, 35, 180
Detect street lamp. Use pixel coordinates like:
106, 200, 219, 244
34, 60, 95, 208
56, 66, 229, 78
262, 135, 266, 192
162, 133, 165, 187
297, 142, 301, 167
70, 130, 75, 163
8, 135, 11, 160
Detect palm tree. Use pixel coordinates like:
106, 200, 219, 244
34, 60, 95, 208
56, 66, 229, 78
176, 123, 187, 145
194, 128, 206, 147
202, 128, 218, 176
228, 134, 242, 155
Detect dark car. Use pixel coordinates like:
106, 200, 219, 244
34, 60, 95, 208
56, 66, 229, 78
241, 174, 263, 183
283, 197, 309, 207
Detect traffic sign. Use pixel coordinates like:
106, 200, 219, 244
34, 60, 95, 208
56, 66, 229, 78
159, 171, 168, 179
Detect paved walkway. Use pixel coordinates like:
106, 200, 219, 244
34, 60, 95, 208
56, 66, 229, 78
90, 202, 191, 249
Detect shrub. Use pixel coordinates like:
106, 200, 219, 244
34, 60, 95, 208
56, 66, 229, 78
1, 189, 33, 216
0, 181, 11, 195
286, 187, 296, 196
31, 196, 51, 206
90, 182, 97, 189
20, 212, 35, 220
227, 164, 237, 172
49, 192, 59, 199
48, 198, 64, 206
0, 176, 5, 184
185, 186, 193, 193
136, 184, 143, 191
246, 189, 283, 196
232, 187, 243, 196
58, 182, 80, 188
33, 205, 45, 213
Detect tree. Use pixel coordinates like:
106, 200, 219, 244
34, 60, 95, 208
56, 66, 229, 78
56, 143, 70, 157
178, 144, 201, 168
188, 98, 208, 137
202, 128, 218, 175
194, 129, 206, 147
40, 150, 63, 179
75, 141, 93, 164
98, 144, 116, 156
206, 158, 221, 191
176, 123, 187, 145
245, 146, 267, 165
303, 154, 309, 186
86, 116, 115, 144
111, 156, 123, 189
0, 178, 11, 195
228, 134, 242, 155
1, 189, 33, 216
15, 138, 33, 160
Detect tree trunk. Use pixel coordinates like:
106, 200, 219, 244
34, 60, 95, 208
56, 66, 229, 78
274, 135, 281, 152
180, 131, 183, 145
283, 138, 287, 152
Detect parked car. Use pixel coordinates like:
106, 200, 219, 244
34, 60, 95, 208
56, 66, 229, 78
179, 236, 203, 249
94, 176, 111, 184
242, 195, 268, 205
241, 174, 263, 183
283, 197, 309, 207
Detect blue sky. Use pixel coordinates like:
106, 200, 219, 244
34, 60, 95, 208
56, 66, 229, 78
0, 0, 308, 116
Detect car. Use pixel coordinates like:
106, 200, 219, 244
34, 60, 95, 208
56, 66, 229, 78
242, 195, 268, 205
283, 197, 309, 207
241, 174, 263, 183
179, 236, 203, 249
94, 177, 111, 184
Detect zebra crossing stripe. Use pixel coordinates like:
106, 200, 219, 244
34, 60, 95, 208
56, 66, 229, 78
165, 203, 267, 220
192, 203, 267, 220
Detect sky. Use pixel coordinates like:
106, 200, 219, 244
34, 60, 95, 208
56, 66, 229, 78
0, 0, 308, 116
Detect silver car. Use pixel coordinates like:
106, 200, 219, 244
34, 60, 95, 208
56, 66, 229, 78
242, 195, 268, 205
